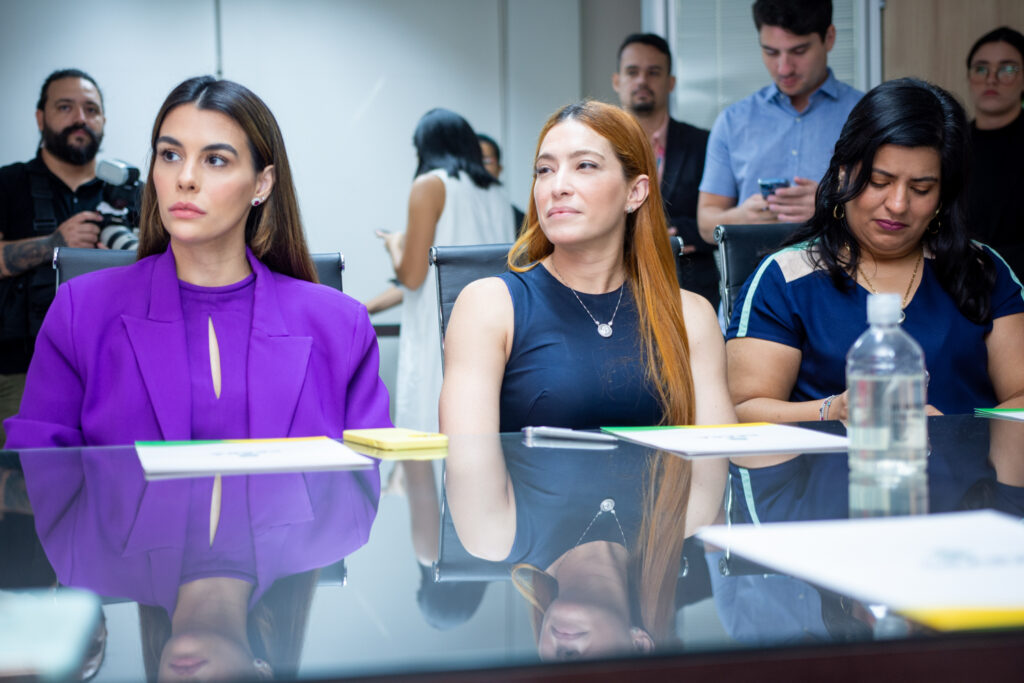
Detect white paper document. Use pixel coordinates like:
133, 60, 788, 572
136, 436, 375, 480
698, 510, 1024, 630
601, 422, 848, 458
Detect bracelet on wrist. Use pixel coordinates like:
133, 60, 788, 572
819, 394, 838, 421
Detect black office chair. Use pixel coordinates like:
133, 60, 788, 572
428, 242, 512, 367
429, 236, 686, 368
433, 489, 510, 583
713, 223, 800, 323
52, 247, 345, 292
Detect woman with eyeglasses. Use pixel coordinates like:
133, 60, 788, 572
966, 26, 1024, 281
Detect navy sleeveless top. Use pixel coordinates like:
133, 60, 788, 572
497, 265, 662, 432
504, 446, 650, 568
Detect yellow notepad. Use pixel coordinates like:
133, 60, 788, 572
342, 427, 448, 450
345, 442, 448, 461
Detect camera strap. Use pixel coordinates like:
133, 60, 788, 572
27, 166, 57, 235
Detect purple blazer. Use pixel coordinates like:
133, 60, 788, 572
4, 246, 392, 447
20, 449, 380, 615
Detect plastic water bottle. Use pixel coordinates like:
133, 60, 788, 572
845, 293, 928, 477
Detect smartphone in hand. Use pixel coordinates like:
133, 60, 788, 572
757, 178, 790, 198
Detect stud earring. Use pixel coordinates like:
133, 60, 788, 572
251, 197, 263, 207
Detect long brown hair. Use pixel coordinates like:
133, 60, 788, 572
137, 76, 317, 282
509, 101, 696, 645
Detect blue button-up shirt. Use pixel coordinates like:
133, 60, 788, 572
699, 70, 863, 202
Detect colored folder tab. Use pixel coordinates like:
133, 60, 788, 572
973, 408, 1024, 422
342, 427, 448, 451
898, 607, 1024, 632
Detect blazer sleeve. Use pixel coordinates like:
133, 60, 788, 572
3, 284, 85, 448
343, 304, 393, 430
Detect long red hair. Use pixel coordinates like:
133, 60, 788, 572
509, 101, 695, 644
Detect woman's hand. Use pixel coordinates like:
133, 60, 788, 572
375, 229, 405, 268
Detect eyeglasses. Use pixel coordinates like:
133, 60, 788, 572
969, 63, 1022, 84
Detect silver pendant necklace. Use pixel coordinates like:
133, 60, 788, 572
549, 261, 625, 339
574, 498, 628, 550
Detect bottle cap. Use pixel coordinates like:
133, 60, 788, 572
866, 293, 901, 324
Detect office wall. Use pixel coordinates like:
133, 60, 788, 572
882, 0, 1024, 118
580, 0, 643, 105
0, 0, 581, 306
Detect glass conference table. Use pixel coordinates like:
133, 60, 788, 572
1, 414, 1022, 681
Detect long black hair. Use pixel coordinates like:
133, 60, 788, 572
785, 77, 996, 324
413, 108, 498, 189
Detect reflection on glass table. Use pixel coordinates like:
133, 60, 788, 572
1, 415, 1022, 681
441, 434, 711, 661
12, 446, 379, 681
710, 415, 1024, 646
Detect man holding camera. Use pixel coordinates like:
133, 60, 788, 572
0, 69, 109, 443
696, 0, 862, 246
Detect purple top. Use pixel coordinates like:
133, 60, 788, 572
181, 475, 257, 587
179, 274, 255, 440
178, 275, 259, 586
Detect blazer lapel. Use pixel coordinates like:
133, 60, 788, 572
246, 252, 312, 438
122, 249, 191, 441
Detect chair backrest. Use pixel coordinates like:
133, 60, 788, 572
432, 489, 510, 583
713, 223, 799, 323
429, 242, 513, 366
668, 234, 685, 290
53, 247, 345, 292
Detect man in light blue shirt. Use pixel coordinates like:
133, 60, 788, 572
697, 0, 862, 245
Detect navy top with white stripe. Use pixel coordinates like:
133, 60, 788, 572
726, 241, 1024, 414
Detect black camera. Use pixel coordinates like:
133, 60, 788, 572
95, 159, 142, 250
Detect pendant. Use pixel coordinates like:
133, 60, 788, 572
600, 498, 615, 512
597, 323, 613, 338
898, 310, 906, 324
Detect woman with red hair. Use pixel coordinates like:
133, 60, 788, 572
439, 101, 733, 656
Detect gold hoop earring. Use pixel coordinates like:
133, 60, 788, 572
833, 204, 845, 220
928, 203, 942, 234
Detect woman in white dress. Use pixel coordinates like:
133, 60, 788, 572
379, 109, 514, 432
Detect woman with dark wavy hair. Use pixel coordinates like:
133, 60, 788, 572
726, 78, 1024, 422
376, 108, 514, 433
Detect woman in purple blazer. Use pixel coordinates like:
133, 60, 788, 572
4, 76, 391, 448
6, 76, 392, 680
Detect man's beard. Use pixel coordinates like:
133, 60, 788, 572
630, 100, 656, 114
629, 88, 656, 115
42, 122, 102, 165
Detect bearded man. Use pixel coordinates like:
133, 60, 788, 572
0, 69, 109, 443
